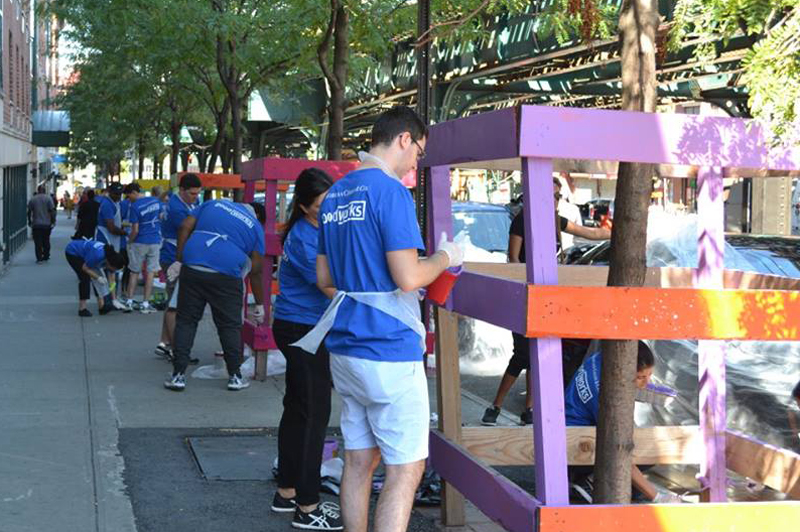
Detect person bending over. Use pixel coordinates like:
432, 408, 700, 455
65, 239, 127, 316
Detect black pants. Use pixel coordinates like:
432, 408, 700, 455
66, 252, 93, 301
273, 318, 333, 506
173, 266, 244, 375
32, 225, 52, 261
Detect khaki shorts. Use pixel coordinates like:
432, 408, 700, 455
128, 243, 161, 273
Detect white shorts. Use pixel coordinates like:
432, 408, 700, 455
128, 243, 161, 273
330, 354, 429, 465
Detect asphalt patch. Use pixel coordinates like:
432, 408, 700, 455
118, 428, 439, 532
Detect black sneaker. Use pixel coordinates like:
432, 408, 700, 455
292, 502, 343, 531
99, 304, 115, 315
154, 343, 172, 360
520, 408, 533, 425
570, 475, 594, 504
78, 309, 93, 317
481, 406, 501, 426
271, 491, 296, 513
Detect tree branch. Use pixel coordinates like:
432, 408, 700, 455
317, 0, 340, 92
414, 0, 490, 48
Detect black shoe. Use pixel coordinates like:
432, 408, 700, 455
292, 502, 343, 531
99, 305, 115, 315
520, 408, 533, 425
189, 357, 199, 365
481, 406, 500, 426
271, 492, 296, 513
570, 475, 594, 504
78, 309, 93, 317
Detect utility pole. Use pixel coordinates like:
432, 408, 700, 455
416, 0, 430, 241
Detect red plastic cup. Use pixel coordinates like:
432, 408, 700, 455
427, 266, 462, 305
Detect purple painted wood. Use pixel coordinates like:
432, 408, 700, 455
430, 431, 540, 532
427, 165, 455, 309
693, 166, 728, 502
519, 106, 800, 170
522, 157, 569, 505
420, 108, 520, 168
450, 272, 527, 334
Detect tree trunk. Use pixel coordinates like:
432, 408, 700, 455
318, 1, 349, 160
180, 151, 190, 172
593, 0, 659, 505
169, 120, 181, 176
221, 135, 232, 174
138, 147, 146, 179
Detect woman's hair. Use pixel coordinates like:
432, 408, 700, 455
281, 168, 334, 245
86, 188, 95, 200
792, 379, 800, 400
637, 341, 655, 371
105, 246, 127, 270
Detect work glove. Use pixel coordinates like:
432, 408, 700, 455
166, 261, 182, 283
252, 304, 265, 325
94, 274, 108, 286
653, 491, 682, 504
437, 231, 465, 268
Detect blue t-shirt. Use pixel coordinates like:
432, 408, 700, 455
160, 193, 198, 264
66, 239, 107, 269
119, 199, 131, 249
130, 197, 163, 245
318, 168, 425, 361
565, 352, 602, 426
95, 196, 120, 246
182, 200, 265, 278
274, 218, 329, 326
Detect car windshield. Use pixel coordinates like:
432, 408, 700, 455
452, 208, 511, 253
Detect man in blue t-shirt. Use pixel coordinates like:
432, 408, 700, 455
155, 173, 201, 361
95, 182, 131, 312
163, 199, 266, 393
126, 187, 164, 313
315, 107, 464, 532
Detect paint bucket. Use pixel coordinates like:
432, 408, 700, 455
427, 266, 462, 305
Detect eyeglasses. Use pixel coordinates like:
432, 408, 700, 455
412, 139, 426, 160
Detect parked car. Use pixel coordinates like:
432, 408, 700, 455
452, 201, 512, 254
578, 198, 614, 227
567, 229, 800, 452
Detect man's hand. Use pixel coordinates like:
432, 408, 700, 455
653, 491, 682, 504
252, 304, 265, 324
166, 261, 182, 282
436, 232, 465, 268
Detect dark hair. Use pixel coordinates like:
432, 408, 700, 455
37, 185, 46, 194
281, 168, 334, 245
249, 202, 266, 225
371, 106, 428, 147
792, 380, 800, 400
637, 341, 655, 371
124, 183, 141, 194
105, 246, 127, 270
86, 188, 95, 200
179, 173, 202, 189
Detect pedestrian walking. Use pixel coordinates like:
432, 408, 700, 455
27, 185, 56, 263
154, 173, 201, 361
270, 169, 342, 530
64, 239, 127, 316
295, 106, 464, 532
63, 191, 75, 219
74, 189, 100, 240
126, 187, 163, 313
163, 200, 266, 392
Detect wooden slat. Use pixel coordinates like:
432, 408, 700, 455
726, 430, 800, 499
434, 308, 465, 525
461, 263, 800, 291
539, 502, 800, 532
526, 285, 800, 340
462, 426, 702, 467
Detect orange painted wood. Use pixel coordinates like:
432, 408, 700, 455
538, 502, 800, 532
526, 286, 800, 340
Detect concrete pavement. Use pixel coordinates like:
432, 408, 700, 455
0, 213, 506, 532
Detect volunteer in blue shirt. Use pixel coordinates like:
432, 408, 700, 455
155, 173, 201, 361
117, 183, 139, 304
564, 342, 679, 504
269, 169, 342, 530
163, 200, 266, 392
313, 107, 464, 532
95, 182, 131, 312
126, 187, 164, 314
65, 239, 126, 317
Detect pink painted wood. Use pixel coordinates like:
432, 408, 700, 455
522, 157, 569, 505
518, 106, 800, 170
694, 166, 728, 502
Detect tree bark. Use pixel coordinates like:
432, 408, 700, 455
593, 0, 659, 505
318, 1, 349, 160
169, 119, 181, 176
138, 147, 145, 179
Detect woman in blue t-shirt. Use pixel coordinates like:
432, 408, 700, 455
65, 239, 126, 317
271, 168, 342, 530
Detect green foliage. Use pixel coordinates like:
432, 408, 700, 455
671, 0, 800, 145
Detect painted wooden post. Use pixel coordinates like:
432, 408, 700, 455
427, 164, 465, 524
521, 156, 569, 505
693, 166, 727, 502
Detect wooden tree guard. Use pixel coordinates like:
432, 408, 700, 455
240, 158, 358, 379
421, 106, 800, 532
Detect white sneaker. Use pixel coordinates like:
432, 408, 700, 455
164, 373, 186, 391
112, 299, 132, 312
140, 301, 156, 314
227, 374, 250, 391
